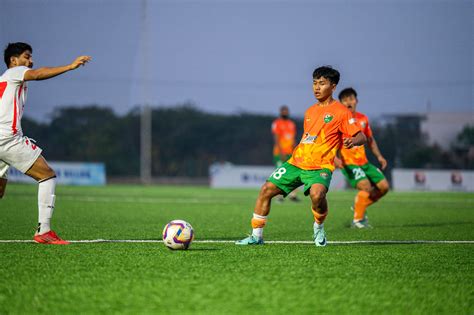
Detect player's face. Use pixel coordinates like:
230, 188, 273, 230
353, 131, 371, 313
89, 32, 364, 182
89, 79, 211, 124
280, 108, 289, 118
313, 77, 336, 102
10, 50, 34, 68
341, 95, 358, 113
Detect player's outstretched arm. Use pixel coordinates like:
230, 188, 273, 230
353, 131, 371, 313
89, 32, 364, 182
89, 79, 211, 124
343, 131, 366, 149
368, 136, 388, 170
24, 56, 91, 81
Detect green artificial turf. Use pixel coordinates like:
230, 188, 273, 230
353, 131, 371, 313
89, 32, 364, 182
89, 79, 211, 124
0, 184, 473, 314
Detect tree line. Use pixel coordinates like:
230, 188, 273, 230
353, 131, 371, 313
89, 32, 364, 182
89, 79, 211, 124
22, 104, 473, 178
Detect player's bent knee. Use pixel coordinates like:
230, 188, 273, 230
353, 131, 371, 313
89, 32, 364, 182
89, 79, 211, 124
26, 156, 57, 182
259, 182, 281, 198
378, 181, 390, 195
309, 187, 326, 204
356, 180, 372, 192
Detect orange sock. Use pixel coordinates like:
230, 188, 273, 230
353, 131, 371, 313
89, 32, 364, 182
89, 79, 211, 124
354, 191, 374, 221
251, 214, 267, 238
251, 215, 267, 229
312, 208, 328, 225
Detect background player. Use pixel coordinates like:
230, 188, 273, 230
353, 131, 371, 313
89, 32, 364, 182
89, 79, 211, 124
236, 66, 366, 247
271, 105, 299, 202
335, 87, 390, 228
0, 42, 91, 244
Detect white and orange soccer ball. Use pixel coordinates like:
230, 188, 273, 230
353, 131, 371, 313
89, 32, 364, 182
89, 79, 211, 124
162, 220, 194, 250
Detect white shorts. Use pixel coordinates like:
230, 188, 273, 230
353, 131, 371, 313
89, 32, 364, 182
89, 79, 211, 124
0, 135, 43, 177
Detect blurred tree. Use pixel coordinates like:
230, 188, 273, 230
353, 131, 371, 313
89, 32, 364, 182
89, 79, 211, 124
451, 125, 474, 169
20, 105, 469, 178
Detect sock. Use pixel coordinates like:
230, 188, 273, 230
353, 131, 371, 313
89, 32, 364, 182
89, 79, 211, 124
37, 177, 56, 234
354, 190, 374, 222
312, 208, 328, 227
251, 213, 267, 238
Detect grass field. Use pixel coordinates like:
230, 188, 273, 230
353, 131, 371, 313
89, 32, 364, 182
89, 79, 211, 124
0, 184, 473, 314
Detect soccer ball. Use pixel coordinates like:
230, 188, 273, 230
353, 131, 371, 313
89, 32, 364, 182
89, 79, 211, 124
162, 220, 194, 250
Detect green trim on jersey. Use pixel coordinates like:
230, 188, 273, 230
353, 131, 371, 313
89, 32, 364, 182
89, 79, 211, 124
267, 162, 332, 197
341, 163, 386, 188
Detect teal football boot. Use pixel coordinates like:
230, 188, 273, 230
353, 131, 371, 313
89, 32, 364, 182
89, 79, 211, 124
351, 218, 372, 229
235, 235, 264, 245
313, 225, 327, 247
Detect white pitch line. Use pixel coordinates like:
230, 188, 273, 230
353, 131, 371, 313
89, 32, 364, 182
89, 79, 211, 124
9, 195, 236, 205
0, 239, 473, 244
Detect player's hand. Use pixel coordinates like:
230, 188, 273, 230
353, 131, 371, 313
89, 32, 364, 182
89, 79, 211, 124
378, 156, 388, 170
334, 156, 343, 169
69, 56, 91, 70
343, 137, 354, 149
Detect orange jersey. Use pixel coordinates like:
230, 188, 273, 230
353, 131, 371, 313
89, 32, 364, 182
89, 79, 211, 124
340, 112, 373, 166
288, 101, 361, 171
272, 118, 296, 155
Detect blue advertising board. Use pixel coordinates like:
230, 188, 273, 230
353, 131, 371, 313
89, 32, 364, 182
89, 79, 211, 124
7, 162, 106, 186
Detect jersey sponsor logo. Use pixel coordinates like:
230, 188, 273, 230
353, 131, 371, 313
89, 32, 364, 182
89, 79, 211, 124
323, 114, 333, 123
360, 121, 366, 128
301, 133, 317, 144
349, 118, 356, 124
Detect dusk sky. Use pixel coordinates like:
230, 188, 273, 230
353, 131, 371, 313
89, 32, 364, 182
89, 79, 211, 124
0, 0, 472, 120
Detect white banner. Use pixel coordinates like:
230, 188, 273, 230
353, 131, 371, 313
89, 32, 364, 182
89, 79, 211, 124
8, 162, 106, 186
392, 169, 473, 192
209, 163, 347, 190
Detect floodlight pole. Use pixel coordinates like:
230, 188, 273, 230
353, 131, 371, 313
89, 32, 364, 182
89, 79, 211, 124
140, 105, 152, 184
139, 0, 152, 185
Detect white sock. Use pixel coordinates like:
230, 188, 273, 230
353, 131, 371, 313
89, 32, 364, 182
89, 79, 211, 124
38, 177, 56, 234
252, 214, 267, 238
314, 221, 324, 229
252, 228, 263, 238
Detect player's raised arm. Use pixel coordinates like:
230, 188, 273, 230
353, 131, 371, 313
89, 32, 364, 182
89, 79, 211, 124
24, 55, 91, 81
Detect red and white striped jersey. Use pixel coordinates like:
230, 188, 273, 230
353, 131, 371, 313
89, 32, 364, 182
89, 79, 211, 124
0, 66, 29, 137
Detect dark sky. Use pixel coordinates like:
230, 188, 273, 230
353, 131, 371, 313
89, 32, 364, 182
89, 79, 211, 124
0, 0, 472, 120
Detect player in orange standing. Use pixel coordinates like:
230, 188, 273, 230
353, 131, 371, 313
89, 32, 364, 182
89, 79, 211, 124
236, 66, 366, 246
271, 105, 300, 202
335, 88, 389, 228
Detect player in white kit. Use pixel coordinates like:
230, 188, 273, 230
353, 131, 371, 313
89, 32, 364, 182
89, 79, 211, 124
0, 42, 91, 244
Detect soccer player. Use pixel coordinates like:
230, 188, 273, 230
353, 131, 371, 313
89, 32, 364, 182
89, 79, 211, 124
271, 105, 299, 202
335, 87, 390, 228
236, 66, 366, 246
0, 42, 91, 244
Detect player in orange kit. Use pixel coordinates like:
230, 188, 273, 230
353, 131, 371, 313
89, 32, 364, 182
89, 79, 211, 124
272, 105, 300, 202
236, 66, 366, 246
335, 87, 390, 228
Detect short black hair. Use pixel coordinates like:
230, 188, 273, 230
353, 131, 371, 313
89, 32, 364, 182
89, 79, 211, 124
280, 105, 289, 111
4, 42, 32, 67
338, 87, 358, 100
312, 66, 340, 85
